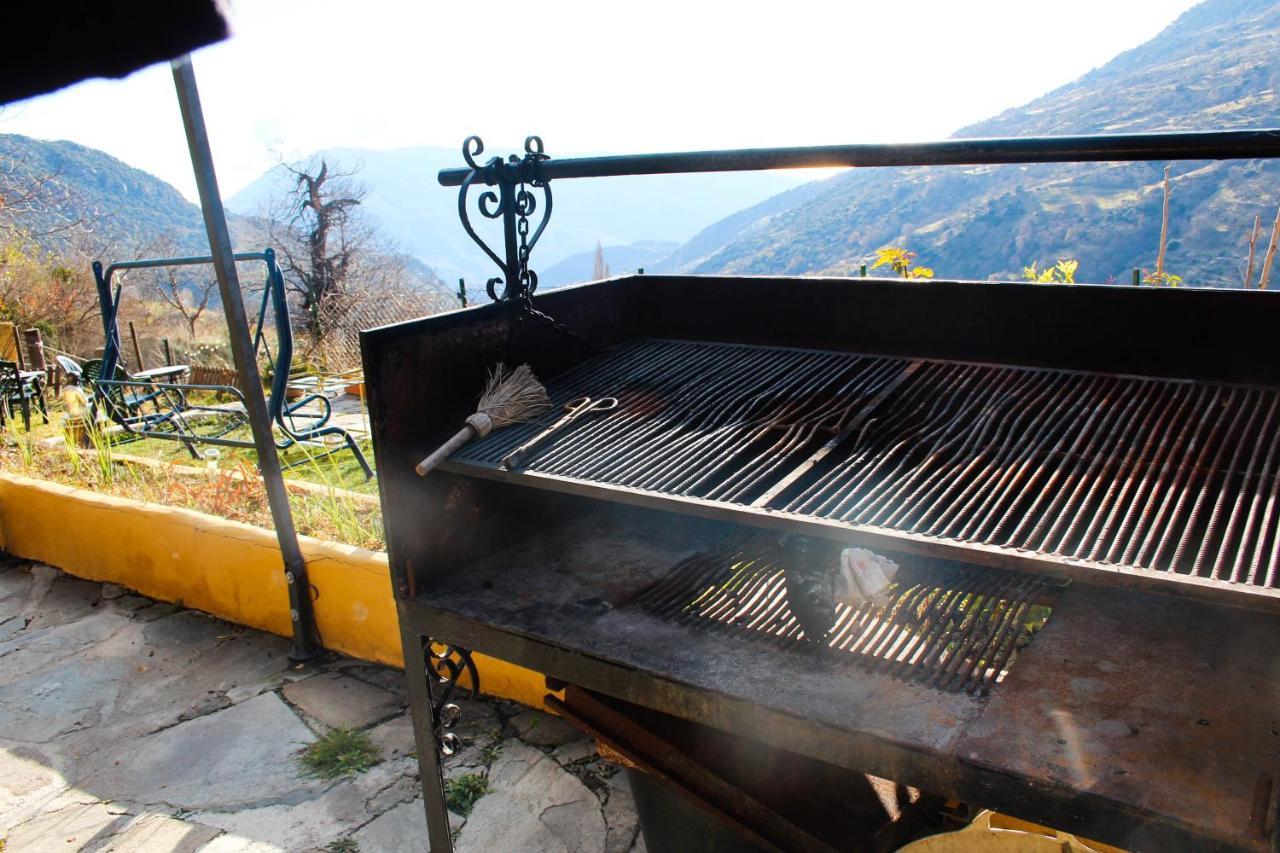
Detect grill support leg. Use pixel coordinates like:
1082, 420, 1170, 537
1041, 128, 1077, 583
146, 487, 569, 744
401, 629, 455, 853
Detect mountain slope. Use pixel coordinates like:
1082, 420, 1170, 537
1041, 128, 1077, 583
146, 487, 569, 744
673, 0, 1280, 286
0, 133, 211, 253
226, 146, 814, 284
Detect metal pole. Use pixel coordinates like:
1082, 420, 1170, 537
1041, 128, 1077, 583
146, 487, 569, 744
128, 320, 146, 371
171, 56, 322, 662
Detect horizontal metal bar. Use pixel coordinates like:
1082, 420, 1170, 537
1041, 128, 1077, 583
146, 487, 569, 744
95, 378, 247, 397
102, 252, 270, 283
116, 429, 256, 450
439, 129, 1280, 186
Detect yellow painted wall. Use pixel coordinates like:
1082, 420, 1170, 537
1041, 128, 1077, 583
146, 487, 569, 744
0, 472, 547, 707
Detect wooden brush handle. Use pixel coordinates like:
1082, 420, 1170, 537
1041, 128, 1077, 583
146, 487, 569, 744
414, 413, 494, 476
415, 425, 476, 476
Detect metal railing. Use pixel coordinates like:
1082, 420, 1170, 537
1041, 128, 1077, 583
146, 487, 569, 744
438, 128, 1280, 302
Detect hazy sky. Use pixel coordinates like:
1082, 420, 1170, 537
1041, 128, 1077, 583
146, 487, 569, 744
1, 0, 1202, 201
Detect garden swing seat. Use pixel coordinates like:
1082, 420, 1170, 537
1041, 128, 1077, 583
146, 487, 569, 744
90, 250, 373, 479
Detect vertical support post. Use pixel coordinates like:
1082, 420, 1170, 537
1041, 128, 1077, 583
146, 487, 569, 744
128, 320, 146, 371
171, 56, 322, 662
498, 172, 521, 301
457, 278, 467, 308
162, 338, 174, 367
21, 328, 46, 372
1133, 268, 1141, 286
860, 264, 868, 277
11, 330, 25, 371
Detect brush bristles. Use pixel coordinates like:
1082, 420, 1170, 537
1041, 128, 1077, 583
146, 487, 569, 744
477, 363, 552, 427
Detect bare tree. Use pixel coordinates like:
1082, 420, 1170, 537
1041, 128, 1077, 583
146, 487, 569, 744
136, 234, 219, 338
258, 155, 450, 364
592, 241, 610, 280
0, 153, 97, 242
1244, 214, 1262, 288
1155, 164, 1172, 278
0, 234, 102, 353
1260, 203, 1280, 291
264, 158, 370, 338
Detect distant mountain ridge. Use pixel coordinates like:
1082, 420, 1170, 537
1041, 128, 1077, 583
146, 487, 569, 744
666, 0, 1280, 287
226, 146, 813, 284
539, 240, 679, 288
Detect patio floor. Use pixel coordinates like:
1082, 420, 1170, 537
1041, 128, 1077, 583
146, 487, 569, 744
0, 557, 644, 852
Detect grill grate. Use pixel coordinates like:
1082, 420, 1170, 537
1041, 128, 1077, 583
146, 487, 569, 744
455, 338, 1280, 595
626, 533, 1058, 695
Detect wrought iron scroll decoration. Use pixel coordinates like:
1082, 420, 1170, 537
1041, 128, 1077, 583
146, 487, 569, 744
456, 136, 552, 303
424, 641, 480, 755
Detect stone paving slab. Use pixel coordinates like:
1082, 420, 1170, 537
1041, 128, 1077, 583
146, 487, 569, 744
456, 740, 606, 853
3, 800, 132, 851
0, 559, 645, 852
103, 813, 222, 852
282, 670, 403, 730
85, 691, 324, 812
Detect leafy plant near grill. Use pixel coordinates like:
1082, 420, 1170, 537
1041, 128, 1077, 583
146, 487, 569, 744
297, 728, 380, 779
445, 773, 490, 816
1022, 259, 1078, 284
1141, 269, 1183, 287
871, 246, 934, 279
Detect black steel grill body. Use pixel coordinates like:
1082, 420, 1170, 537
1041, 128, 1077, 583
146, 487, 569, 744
363, 275, 1280, 852
366, 274, 1280, 611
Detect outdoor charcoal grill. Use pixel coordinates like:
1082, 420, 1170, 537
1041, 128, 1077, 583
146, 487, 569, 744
362, 130, 1280, 852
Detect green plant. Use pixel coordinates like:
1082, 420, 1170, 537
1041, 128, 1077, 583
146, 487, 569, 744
288, 450, 383, 550
2, 421, 35, 471
1022, 259, 1078, 284
84, 418, 118, 485
445, 773, 491, 817
1141, 269, 1182, 287
871, 246, 933, 279
325, 840, 359, 853
297, 728, 380, 779
480, 740, 503, 765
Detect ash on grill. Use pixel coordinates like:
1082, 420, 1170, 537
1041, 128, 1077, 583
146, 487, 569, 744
627, 532, 1059, 696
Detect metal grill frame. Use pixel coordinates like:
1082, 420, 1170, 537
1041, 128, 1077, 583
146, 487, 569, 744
364, 272, 1280, 853
440, 348, 1280, 617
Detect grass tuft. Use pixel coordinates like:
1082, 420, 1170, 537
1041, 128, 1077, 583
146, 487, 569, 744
325, 840, 359, 853
444, 773, 490, 817
298, 728, 380, 779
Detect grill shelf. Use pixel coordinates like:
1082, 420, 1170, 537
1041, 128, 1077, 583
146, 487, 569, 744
448, 337, 1280, 609
627, 532, 1060, 696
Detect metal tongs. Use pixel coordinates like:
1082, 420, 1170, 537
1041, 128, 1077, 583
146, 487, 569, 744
501, 395, 618, 470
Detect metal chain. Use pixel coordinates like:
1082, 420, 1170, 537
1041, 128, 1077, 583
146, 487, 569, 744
512, 290, 604, 354
511, 169, 603, 354
516, 193, 533, 295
